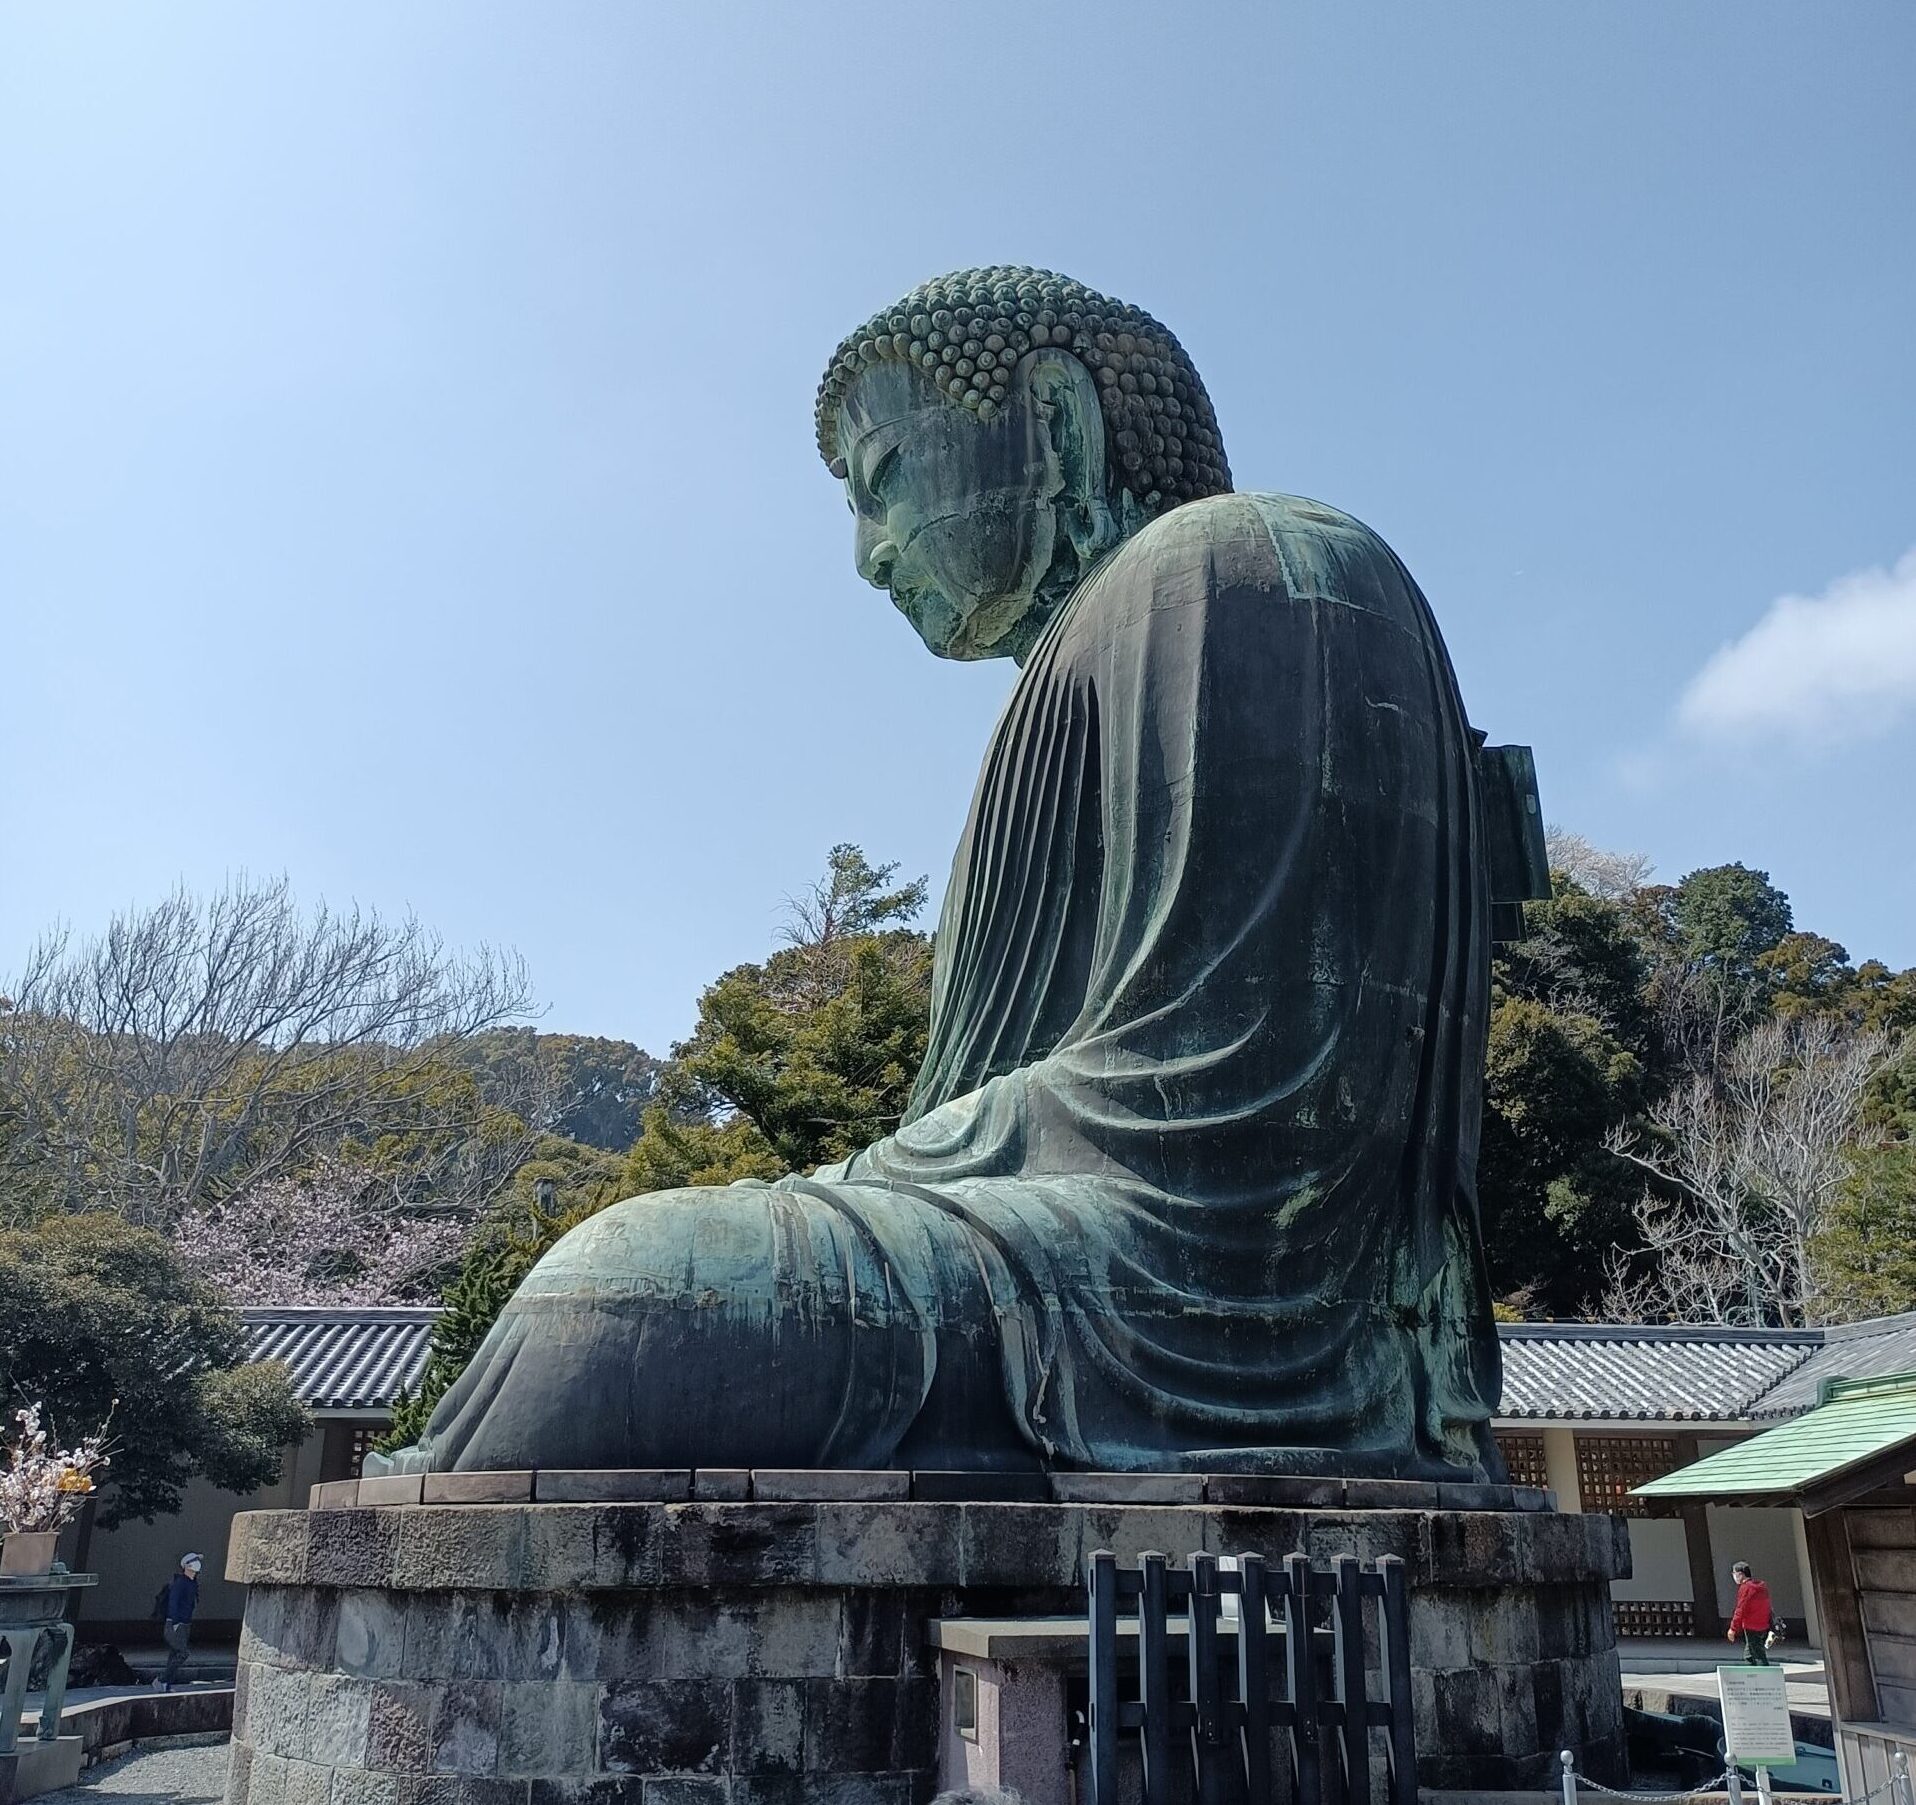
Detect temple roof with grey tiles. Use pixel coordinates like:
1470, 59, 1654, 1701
244, 1307, 436, 1412
1744, 1310, 1916, 1419
242, 1305, 1916, 1426
1494, 1322, 1821, 1424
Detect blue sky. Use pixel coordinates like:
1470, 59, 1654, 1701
4, 3, 1912, 1052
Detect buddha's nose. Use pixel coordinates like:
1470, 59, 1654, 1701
856, 519, 899, 591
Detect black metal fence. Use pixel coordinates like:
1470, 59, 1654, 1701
1085, 1549, 1415, 1805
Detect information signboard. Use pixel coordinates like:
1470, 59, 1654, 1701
1718, 1665, 1795, 1766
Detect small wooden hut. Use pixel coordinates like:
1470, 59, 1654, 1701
1637, 1371, 1916, 1801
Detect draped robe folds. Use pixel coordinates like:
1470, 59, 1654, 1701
390, 491, 1505, 1480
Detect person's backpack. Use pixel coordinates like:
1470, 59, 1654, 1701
150, 1583, 169, 1622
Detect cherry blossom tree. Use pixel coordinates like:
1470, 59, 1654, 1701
172, 1160, 469, 1307
1543, 828, 1654, 901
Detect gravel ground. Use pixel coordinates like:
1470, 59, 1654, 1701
34, 1741, 229, 1805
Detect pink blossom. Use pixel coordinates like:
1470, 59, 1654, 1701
171, 1160, 470, 1308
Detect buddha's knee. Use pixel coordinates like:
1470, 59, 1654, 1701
485, 1183, 937, 1468
522, 1184, 835, 1309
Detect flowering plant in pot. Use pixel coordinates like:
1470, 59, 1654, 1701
1, 1403, 113, 1576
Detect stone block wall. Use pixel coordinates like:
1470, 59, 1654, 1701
223, 1497, 1632, 1805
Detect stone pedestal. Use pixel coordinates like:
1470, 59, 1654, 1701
0, 1736, 84, 1805
224, 1483, 1631, 1805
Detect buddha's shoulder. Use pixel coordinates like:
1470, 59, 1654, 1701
1126, 489, 1397, 565
1090, 490, 1411, 612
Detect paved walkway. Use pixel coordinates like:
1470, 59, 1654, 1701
113, 1647, 237, 1688
1618, 1636, 1821, 1673
1622, 1659, 1831, 1720
30, 1743, 228, 1805
18, 1681, 230, 1732
1617, 1637, 1831, 1722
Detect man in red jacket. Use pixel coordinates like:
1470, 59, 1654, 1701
1728, 1561, 1774, 1663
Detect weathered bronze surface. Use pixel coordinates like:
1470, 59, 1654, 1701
383, 267, 1546, 1480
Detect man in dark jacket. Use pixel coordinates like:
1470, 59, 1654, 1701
1727, 1561, 1774, 1663
158, 1553, 202, 1691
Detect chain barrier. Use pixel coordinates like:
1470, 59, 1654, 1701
1568, 1769, 1739, 1802
1560, 1748, 1915, 1805
1839, 1778, 1908, 1805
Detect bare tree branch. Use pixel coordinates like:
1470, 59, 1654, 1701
0, 877, 534, 1226
1602, 1017, 1898, 1325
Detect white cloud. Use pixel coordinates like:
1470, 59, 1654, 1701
1677, 546, 1916, 747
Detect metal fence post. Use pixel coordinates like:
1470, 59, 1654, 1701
1284, 1552, 1323, 1805
1376, 1555, 1416, 1805
1088, 1549, 1119, 1805
1559, 1749, 1576, 1805
1239, 1552, 1273, 1805
1081, 1545, 1437, 1805
1189, 1551, 1228, 1805
1139, 1552, 1171, 1805
1332, 1555, 1368, 1805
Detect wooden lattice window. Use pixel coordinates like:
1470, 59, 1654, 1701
349, 1425, 382, 1478
1496, 1432, 1550, 1490
1576, 1434, 1677, 1517
1614, 1600, 1695, 1639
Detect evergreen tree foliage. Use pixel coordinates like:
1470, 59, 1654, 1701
620, 844, 933, 1182
1480, 877, 1650, 1315
622, 1107, 783, 1192
1496, 879, 1657, 1063
1813, 1144, 1916, 1321
1479, 994, 1644, 1315
452, 1031, 666, 1153
0, 1214, 308, 1524
1484, 858, 1915, 1322
1632, 863, 1798, 1076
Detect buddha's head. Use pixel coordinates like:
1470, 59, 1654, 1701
818, 268, 1232, 662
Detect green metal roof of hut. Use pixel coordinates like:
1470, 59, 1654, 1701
1634, 1371, 1916, 1515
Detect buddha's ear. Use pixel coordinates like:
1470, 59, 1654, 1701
1017, 350, 1112, 524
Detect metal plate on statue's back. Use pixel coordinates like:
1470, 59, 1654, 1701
1477, 743, 1549, 940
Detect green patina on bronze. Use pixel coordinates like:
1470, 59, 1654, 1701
381, 266, 1547, 1482
815, 266, 1231, 520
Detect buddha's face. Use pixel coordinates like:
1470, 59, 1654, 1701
837, 361, 1063, 661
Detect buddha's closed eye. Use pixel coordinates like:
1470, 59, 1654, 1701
845, 445, 902, 515
864, 445, 901, 499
